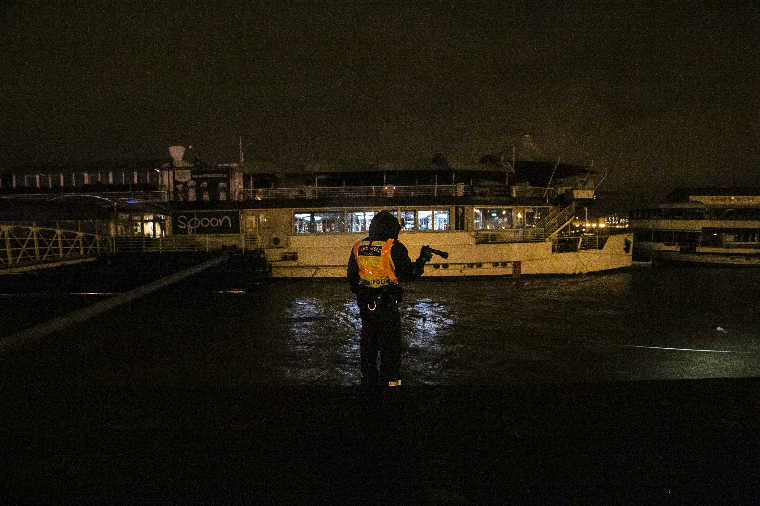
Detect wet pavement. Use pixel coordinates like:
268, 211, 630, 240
2, 262, 760, 503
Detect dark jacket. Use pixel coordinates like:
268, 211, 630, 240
347, 211, 425, 296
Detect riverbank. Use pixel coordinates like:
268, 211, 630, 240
0, 251, 268, 293
0, 251, 269, 337
2, 378, 758, 504
3, 266, 759, 503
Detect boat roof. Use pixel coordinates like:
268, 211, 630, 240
243, 159, 593, 187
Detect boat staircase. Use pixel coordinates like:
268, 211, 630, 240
474, 201, 576, 244
533, 201, 577, 240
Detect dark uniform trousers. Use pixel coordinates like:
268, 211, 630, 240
359, 296, 401, 387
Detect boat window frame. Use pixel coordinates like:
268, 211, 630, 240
290, 206, 453, 234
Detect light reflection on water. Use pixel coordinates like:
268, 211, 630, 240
282, 295, 363, 385
4, 268, 760, 387
404, 298, 453, 384
282, 293, 458, 385
264, 268, 760, 386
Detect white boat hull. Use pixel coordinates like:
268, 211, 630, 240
265, 232, 633, 277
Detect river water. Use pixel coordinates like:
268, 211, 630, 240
3, 264, 760, 387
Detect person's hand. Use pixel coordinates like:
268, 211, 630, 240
419, 245, 433, 263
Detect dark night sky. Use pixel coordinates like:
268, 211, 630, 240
2, 2, 759, 197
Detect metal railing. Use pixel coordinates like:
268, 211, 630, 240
510, 186, 557, 201
0, 190, 168, 202
241, 184, 471, 201
1, 225, 113, 270
536, 201, 577, 239
474, 229, 546, 244
113, 234, 248, 254
474, 202, 577, 244
0, 227, 267, 263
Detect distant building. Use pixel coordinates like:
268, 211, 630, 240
0, 146, 242, 203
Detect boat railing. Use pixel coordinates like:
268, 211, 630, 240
474, 228, 546, 244
510, 186, 556, 201
241, 184, 473, 201
552, 230, 612, 252
0, 190, 168, 203
113, 234, 245, 253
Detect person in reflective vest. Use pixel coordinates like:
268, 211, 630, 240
347, 211, 432, 392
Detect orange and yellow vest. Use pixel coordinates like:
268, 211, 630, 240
353, 238, 398, 288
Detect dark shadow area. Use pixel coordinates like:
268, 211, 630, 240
3, 264, 760, 502
1, 253, 225, 294
1, 380, 758, 504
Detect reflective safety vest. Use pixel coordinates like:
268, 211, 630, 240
353, 238, 398, 287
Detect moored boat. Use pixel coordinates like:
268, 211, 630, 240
1, 144, 633, 276
631, 188, 760, 266
231, 158, 632, 277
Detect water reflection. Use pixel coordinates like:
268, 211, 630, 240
7, 268, 758, 387
283, 296, 362, 385
402, 298, 455, 384
257, 270, 760, 385
405, 298, 453, 348
283, 293, 459, 385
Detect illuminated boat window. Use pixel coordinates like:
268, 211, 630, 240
400, 210, 416, 230
294, 213, 313, 234
348, 211, 376, 232
475, 207, 513, 230
313, 211, 345, 233
434, 210, 450, 231
418, 210, 433, 230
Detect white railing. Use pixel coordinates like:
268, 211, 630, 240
0, 227, 266, 266
0, 225, 113, 270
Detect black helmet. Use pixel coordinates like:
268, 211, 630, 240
368, 210, 401, 241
